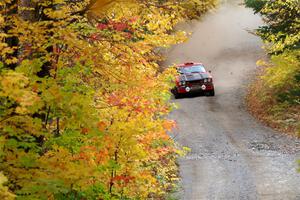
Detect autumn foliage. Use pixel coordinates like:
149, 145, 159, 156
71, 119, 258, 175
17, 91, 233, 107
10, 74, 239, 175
245, 0, 300, 136
0, 0, 216, 199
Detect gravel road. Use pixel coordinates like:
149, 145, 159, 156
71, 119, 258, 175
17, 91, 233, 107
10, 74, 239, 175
165, 0, 300, 199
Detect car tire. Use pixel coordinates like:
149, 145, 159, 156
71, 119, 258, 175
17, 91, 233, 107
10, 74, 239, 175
174, 92, 181, 99
172, 89, 181, 99
209, 90, 215, 96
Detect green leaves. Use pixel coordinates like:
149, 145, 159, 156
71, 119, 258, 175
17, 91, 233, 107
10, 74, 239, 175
245, 0, 267, 13
16, 59, 44, 77
246, 0, 300, 136
247, 0, 300, 54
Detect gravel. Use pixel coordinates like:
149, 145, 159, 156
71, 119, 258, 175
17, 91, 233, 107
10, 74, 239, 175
165, 0, 300, 199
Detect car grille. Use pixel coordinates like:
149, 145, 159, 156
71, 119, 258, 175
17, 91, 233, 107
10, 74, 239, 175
186, 80, 204, 85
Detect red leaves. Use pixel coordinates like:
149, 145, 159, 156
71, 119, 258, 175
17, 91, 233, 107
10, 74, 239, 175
97, 23, 109, 30
93, 20, 135, 43
96, 20, 130, 32
111, 22, 128, 32
107, 92, 125, 108
112, 175, 135, 184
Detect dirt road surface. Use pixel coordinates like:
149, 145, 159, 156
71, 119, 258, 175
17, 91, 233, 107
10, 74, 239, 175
165, 0, 300, 199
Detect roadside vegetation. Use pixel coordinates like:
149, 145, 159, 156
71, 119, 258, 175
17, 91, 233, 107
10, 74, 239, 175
245, 0, 300, 136
0, 0, 217, 199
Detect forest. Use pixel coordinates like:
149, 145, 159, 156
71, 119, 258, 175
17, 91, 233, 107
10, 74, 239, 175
245, 0, 300, 136
0, 0, 217, 199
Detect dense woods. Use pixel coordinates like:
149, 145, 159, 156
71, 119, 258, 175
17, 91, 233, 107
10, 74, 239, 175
245, 0, 300, 136
0, 0, 216, 199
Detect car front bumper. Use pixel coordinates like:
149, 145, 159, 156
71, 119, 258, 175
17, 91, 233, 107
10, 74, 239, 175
176, 84, 214, 94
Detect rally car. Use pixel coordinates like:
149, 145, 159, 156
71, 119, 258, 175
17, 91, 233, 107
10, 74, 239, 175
171, 62, 215, 98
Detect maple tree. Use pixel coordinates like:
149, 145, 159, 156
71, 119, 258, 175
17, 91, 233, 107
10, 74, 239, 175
0, 0, 216, 199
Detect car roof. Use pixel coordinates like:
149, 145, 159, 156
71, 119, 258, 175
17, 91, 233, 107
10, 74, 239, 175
177, 62, 204, 68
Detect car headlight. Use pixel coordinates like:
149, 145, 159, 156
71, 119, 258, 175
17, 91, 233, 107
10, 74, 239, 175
205, 78, 212, 83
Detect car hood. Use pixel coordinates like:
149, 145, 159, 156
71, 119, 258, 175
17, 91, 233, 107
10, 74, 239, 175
180, 72, 210, 81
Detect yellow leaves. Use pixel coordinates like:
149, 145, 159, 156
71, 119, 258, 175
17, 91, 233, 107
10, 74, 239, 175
89, 0, 116, 11
0, 15, 4, 24
43, 6, 70, 19
0, 71, 29, 91
53, 0, 66, 3
102, 52, 114, 61
0, 0, 13, 7
143, 31, 187, 48
0, 172, 15, 200
145, 11, 174, 33
36, 147, 95, 190
4, 57, 18, 65
262, 50, 300, 89
0, 0, 218, 198
256, 59, 268, 67
0, 71, 41, 114
88, 0, 135, 17
15, 93, 40, 114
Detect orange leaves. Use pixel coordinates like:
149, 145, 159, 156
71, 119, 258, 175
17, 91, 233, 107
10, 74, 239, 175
75, 145, 109, 166
112, 175, 135, 184
138, 131, 170, 146
95, 149, 109, 164
162, 120, 177, 131
97, 121, 107, 131
105, 88, 171, 116
155, 146, 175, 158
81, 127, 90, 134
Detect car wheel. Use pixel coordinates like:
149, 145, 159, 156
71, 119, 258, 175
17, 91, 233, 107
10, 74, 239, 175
174, 92, 181, 99
171, 88, 179, 99
209, 90, 215, 96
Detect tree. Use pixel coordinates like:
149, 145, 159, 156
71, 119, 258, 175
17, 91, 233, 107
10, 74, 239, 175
0, 0, 216, 198
246, 0, 300, 54
246, 0, 300, 136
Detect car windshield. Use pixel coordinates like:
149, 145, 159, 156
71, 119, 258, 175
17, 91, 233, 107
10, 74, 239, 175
179, 65, 206, 73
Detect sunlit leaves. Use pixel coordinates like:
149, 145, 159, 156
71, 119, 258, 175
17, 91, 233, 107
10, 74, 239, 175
0, 0, 216, 198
